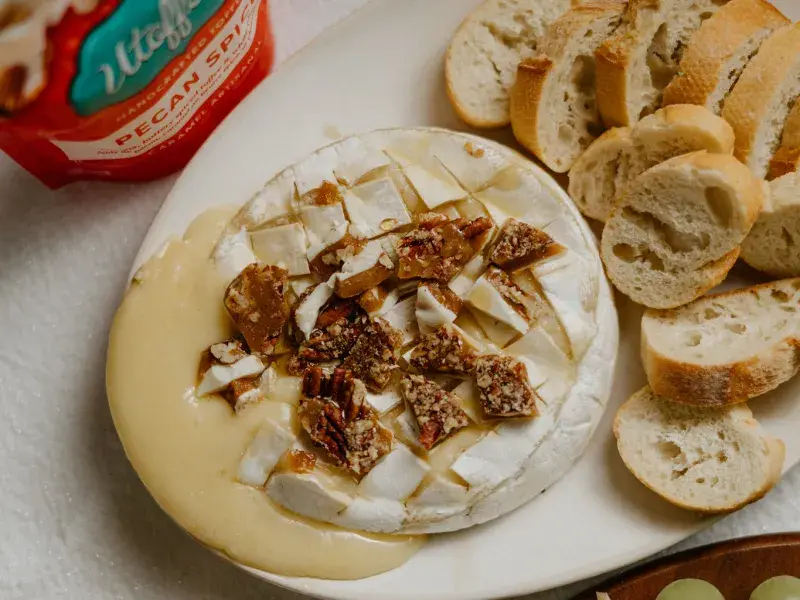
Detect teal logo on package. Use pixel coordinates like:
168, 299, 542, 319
71, 0, 224, 116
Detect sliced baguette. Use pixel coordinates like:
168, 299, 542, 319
614, 386, 785, 513
662, 0, 789, 114
768, 98, 800, 180
600, 151, 764, 309
595, 0, 729, 129
642, 278, 800, 406
723, 23, 800, 179
510, 0, 627, 173
569, 104, 734, 222
741, 172, 800, 277
445, 0, 573, 128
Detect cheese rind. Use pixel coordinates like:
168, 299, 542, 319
402, 164, 467, 209
300, 203, 349, 259
333, 497, 405, 533
383, 296, 419, 345
416, 285, 457, 334
332, 137, 391, 185
250, 223, 309, 276
266, 471, 352, 522
215, 227, 257, 280
467, 275, 529, 335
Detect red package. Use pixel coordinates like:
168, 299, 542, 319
0, 0, 274, 188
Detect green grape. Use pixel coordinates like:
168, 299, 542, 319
656, 579, 725, 600
751, 576, 800, 600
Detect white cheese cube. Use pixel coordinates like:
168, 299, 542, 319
403, 164, 467, 209
449, 430, 531, 491
338, 239, 392, 282
292, 146, 339, 196
250, 223, 309, 276
343, 177, 412, 238
383, 296, 419, 345
196, 355, 266, 396
214, 227, 257, 280
333, 497, 405, 533
451, 379, 482, 424
469, 307, 518, 348
406, 474, 470, 520
449, 254, 488, 300
366, 385, 403, 414
368, 288, 400, 317
300, 203, 349, 259
474, 166, 562, 227
333, 137, 391, 185
237, 417, 296, 487
415, 285, 457, 334
289, 276, 316, 297
467, 274, 529, 335
266, 471, 352, 522
395, 408, 423, 451
294, 282, 334, 340
429, 135, 501, 192
359, 443, 430, 501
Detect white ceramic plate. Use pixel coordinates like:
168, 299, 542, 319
129, 1, 800, 599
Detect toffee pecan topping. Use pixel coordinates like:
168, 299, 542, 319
400, 374, 470, 449
224, 263, 289, 356
490, 219, 564, 271
342, 317, 404, 392
298, 367, 393, 476
474, 355, 539, 418
409, 324, 478, 374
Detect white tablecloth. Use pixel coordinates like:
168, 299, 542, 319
2, 1, 799, 599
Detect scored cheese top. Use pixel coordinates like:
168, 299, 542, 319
207, 128, 617, 535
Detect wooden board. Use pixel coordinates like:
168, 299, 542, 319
574, 534, 800, 599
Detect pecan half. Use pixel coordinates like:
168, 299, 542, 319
400, 374, 470, 449
474, 355, 539, 418
224, 263, 289, 356
298, 367, 393, 476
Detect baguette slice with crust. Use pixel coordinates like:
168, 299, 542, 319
662, 0, 789, 114
741, 172, 800, 278
723, 23, 800, 179
510, 1, 627, 173
768, 98, 800, 180
614, 386, 785, 513
642, 278, 800, 406
595, 0, 729, 128
600, 151, 764, 309
569, 104, 734, 222
445, 0, 574, 128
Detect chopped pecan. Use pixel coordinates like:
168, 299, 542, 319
396, 216, 492, 281
474, 355, 539, 418
490, 219, 564, 271
309, 234, 364, 280
419, 281, 463, 315
409, 324, 478, 374
342, 317, 403, 392
298, 367, 393, 476
400, 374, 470, 449
224, 263, 289, 356
283, 449, 317, 474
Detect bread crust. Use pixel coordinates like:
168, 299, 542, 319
510, 1, 627, 172
633, 103, 735, 154
769, 97, 800, 179
722, 24, 800, 175
662, 0, 789, 112
642, 278, 800, 406
613, 386, 785, 513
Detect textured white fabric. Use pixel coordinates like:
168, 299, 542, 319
2, 1, 800, 599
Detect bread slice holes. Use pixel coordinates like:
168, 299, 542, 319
622, 207, 710, 252
657, 440, 682, 460
704, 308, 720, 320
696, 477, 706, 484
687, 332, 702, 347
558, 124, 575, 144
725, 323, 747, 335
613, 243, 639, 262
717, 431, 725, 441
705, 186, 734, 227
782, 227, 795, 247
717, 452, 728, 464
671, 467, 689, 480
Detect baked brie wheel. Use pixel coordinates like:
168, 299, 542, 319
205, 128, 618, 534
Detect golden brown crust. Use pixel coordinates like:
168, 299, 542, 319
594, 31, 635, 128
722, 24, 800, 171
662, 0, 789, 111
769, 98, 800, 179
